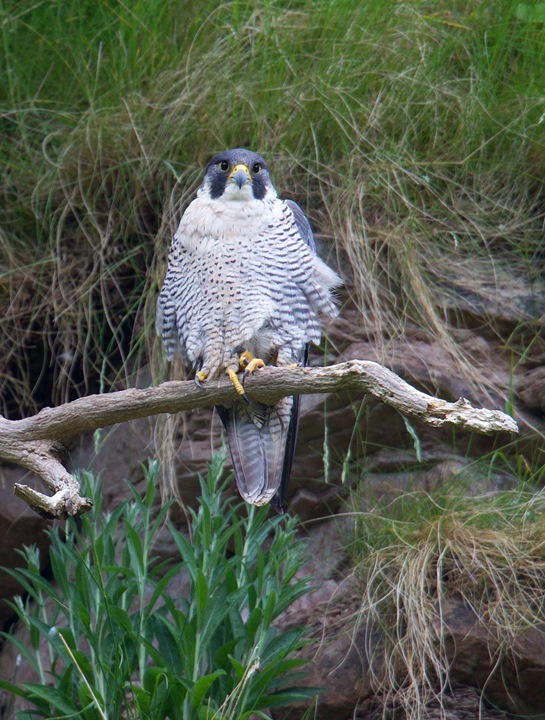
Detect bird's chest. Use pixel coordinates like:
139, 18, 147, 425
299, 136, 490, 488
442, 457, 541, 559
191, 242, 251, 303
175, 200, 279, 301
170, 198, 288, 341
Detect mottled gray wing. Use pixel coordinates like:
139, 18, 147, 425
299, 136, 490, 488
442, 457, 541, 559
285, 199, 316, 252
268, 199, 316, 511
156, 282, 182, 362
156, 249, 205, 371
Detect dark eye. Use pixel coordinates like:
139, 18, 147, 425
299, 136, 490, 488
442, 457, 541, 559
220, 160, 229, 171
252, 163, 261, 174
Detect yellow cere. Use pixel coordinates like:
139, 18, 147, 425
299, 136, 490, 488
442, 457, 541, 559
228, 163, 251, 179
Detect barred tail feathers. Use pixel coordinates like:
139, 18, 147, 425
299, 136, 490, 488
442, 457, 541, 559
217, 397, 297, 509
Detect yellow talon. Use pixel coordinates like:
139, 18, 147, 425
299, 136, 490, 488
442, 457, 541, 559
238, 350, 253, 370
195, 370, 208, 388
241, 357, 266, 386
243, 357, 266, 376
227, 369, 249, 404
228, 349, 266, 402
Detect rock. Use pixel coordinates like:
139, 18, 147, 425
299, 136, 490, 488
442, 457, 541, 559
271, 625, 374, 720
441, 597, 545, 718
272, 590, 545, 720
287, 487, 341, 521
356, 686, 510, 720
428, 257, 545, 333
516, 366, 545, 411
0, 464, 53, 630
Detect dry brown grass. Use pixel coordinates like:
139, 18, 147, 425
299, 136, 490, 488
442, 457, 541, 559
350, 488, 545, 719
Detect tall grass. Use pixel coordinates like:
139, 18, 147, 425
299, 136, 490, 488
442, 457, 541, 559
1, 0, 544, 416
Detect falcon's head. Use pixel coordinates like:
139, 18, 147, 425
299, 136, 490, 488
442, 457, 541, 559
203, 148, 276, 202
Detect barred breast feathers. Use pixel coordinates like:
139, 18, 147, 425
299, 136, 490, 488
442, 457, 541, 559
157, 192, 341, 373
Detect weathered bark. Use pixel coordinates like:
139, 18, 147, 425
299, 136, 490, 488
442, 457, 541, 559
0, 360, 518, 519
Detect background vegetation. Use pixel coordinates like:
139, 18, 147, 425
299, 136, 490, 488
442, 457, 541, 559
2, 0, 545, 717
1, 0, 544, 415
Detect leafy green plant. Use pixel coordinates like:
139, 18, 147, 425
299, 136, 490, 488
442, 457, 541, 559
0, 456, 317, 719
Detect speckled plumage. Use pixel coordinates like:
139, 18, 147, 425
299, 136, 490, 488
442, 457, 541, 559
157, 149, 341, 509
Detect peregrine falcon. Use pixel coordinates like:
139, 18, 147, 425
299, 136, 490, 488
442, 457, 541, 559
157, 149, 341, 510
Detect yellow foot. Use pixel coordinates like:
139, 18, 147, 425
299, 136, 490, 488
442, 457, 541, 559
195, 370, 208, 388
228, 348, 267, 403
227, 368, 249, 404
234, 349, 253, 370
241, 357, 266, 385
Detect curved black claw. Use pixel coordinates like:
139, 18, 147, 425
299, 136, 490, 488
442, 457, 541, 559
231, 346, 246, 357
241, 392, 250, 405
194, 375, 205, 389
242, 369, 250, 385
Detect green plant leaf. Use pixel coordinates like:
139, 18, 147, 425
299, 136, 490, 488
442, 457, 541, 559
124, 521, 145, 573
68, 650, 94, 684
57, 627, 77, 651
195, 568, 208, 623
0, 632, 41, 674
214, 637, 244, 669
144, 564, 183, 620
129, 683, 151, 716
106, 604, 133, 633
154, 616, 184, 675
246, 606, 263, 641
401, 415, 421, 462
21, 683, 79, 716
249, 658, 311, 692
263, 589, 276, 628
0, 678, 28, 698
57, 664, 75, 699
228, 654, 245, 683
260, 628, 303, 665
170, 527, 197, 578
143, 666, 166, 695
161, 678, 190, 720
192, 670, 226, 708
78, 681, 104, 719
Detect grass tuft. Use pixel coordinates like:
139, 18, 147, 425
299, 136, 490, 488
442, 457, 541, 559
349, 483, 545, 718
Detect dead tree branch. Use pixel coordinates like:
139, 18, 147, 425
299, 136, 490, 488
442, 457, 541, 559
0, 360, 518, 519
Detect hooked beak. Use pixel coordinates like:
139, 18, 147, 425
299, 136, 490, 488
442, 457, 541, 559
229, 164, 251, 189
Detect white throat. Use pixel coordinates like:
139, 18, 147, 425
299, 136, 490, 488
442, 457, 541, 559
177, 181, 282, 250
